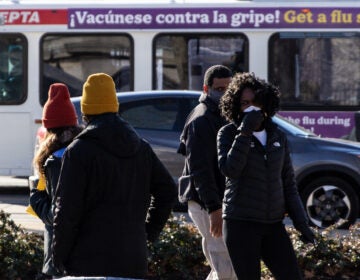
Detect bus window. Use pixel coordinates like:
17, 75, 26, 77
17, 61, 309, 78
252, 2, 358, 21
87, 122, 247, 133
41, 34, 133, 105
0, 35, 27, 104
154, 34, 248, 90
269, 32, 360, 110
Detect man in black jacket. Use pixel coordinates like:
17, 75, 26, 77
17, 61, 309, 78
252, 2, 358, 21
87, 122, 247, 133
178, 65, 236, 280
52, 73, 177, 278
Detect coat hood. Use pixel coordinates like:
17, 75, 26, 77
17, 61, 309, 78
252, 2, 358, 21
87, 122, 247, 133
77, 113, 141, 158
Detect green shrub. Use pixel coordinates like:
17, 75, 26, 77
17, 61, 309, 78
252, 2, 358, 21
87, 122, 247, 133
0, 210, 43, 279
1, 210, 359, 280
296, 223, 360, 279
147, 214, 209, 280
261, 223, 360, 279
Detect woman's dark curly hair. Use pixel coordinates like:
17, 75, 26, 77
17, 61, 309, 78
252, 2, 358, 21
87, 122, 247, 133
220, 72, 280, 123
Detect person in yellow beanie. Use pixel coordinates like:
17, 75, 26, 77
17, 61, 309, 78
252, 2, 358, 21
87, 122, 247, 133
52, 73, 177, 278
29, 83, 82, 279
80, 72, 119, 115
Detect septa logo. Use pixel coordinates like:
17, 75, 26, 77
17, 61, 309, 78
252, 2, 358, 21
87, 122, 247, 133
0, 9, 67, 25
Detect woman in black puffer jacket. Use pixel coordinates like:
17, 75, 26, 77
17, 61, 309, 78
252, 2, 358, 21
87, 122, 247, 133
29, 83, 82, 279
217, 72, 315, 280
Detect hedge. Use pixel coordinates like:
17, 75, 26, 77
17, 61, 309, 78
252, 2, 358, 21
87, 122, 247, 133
1, 210, 359, 279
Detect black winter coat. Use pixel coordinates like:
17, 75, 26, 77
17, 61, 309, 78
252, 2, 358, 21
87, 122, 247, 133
178, 94, 227, 213
52, 113, 177, 278
29, 149, 65, 277
217, 120, 309, 226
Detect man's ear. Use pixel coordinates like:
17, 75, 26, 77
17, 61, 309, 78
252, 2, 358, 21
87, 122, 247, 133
203, 85, 209, 94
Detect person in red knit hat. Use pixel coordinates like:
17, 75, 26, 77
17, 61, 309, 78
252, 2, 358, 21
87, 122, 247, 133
29, 83, 82, 279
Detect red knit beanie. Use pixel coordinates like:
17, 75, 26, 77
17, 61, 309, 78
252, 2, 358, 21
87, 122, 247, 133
42, 83, 78, 129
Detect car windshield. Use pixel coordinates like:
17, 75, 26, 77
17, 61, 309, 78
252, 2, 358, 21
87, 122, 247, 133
273, 114, 318, 137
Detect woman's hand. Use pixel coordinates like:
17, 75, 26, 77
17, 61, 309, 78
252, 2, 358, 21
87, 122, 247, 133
238, 110, 264, 136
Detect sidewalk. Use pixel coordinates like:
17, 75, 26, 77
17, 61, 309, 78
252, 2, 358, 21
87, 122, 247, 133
0, 176, 191, 234
0, 176, 44, 234
0, 175, 28, 188
1, 176, 353, 237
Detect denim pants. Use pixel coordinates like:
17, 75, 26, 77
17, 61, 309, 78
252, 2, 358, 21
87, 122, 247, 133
188, 201, 237, 280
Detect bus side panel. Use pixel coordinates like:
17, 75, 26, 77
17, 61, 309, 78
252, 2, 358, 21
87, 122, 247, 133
0, 112, 33, 176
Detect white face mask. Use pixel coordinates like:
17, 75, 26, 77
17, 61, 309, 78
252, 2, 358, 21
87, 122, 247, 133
243, 105, 261, 113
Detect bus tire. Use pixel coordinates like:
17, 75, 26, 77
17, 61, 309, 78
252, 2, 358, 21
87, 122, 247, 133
300, 177, 359, 229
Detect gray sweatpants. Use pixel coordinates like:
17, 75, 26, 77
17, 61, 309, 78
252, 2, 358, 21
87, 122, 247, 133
188, 200, 237, 280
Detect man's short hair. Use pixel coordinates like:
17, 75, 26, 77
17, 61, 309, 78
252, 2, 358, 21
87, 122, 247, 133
203, 65, 232, 87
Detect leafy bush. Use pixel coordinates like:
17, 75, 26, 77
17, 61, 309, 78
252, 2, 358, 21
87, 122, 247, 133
262, 223, 360, 279
1, 210, 359, 280
297, 224, 360, 279
147, 214, 209, 280
0, 210, 43, 279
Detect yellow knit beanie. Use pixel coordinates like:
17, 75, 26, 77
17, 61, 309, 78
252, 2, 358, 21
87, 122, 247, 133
81, 73, 119, 115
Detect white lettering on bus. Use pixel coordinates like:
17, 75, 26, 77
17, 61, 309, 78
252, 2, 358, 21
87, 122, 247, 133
0, 11, 40, 23
317, 116, 351, 127
231, 9, 278, 27
28, 11, 40, 23
155, 12, 209, 24
74, 11, 152, 25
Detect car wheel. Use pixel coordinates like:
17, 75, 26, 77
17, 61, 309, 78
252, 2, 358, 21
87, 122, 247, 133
300, 177, 359, 229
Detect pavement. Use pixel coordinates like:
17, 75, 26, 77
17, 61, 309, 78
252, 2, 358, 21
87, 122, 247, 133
0, 176, 190, 235
0, 176, 355, 237
0, 176, 45, 234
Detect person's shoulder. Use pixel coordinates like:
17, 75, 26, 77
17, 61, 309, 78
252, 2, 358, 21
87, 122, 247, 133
217, 122, 237, 140
186, 104, 208, 126
44, 154, 60, 168
137, 138, 162, 160
219, 122, 236, 133
268, 120, 285, 137
189, 113, 219, 135
64, 137, 92, 157
267, 121, 288, 143
137, 138, 156, 155
191, 102, 208, 117
139, 137, 151, 148
193, 101, 221, 122
52, 147, 66, 158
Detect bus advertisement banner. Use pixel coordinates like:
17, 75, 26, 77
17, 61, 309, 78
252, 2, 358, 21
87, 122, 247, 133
68, 7, 360, 29
279, 111, 355, 138
1, 7, 359, 29
0, 9, 67, 25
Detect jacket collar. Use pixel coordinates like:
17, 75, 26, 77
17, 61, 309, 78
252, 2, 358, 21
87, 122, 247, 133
199, 93, 221, 114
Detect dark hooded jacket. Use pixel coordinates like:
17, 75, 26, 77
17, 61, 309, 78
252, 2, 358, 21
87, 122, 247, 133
178, 94, 227, 213
29, 148, 65, 277
217, 119, 309, 226
52, 113, 177, 278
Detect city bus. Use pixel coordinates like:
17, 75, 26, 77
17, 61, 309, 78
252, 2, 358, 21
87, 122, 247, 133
1, 0, 360, 176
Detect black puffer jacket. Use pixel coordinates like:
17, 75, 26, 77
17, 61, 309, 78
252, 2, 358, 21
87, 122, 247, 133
178, 94, 227, 213
52, 113, 177, 278
29, 148, 65, 277
217, 119, 309, 226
